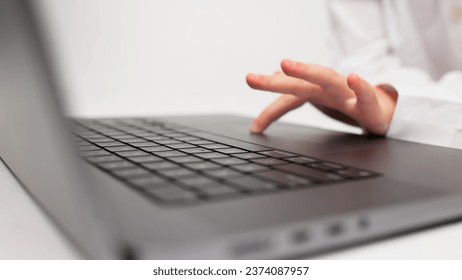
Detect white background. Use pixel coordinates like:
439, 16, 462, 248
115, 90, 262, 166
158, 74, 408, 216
3, 0, 462, 259
38, 0, 358, 133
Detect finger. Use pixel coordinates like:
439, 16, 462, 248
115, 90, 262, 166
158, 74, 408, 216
347, 73, 386, 134
280, 59, 352, 98
250, 94, 306, 134
246, 73, 323, 99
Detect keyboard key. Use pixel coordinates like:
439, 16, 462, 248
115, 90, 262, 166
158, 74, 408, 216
131, 132, 157, 138
177, 137, 201, 142
184, 162, 221, 171
120, 138, 147, 143
147, 186, 197, 202
143, 136, 169, 141
310, 162, 345, 171
214, 148, 247, 154
231, 163, 269, 173
162, 133, 186, 138
87, 155, 121, 163
275, 164, 342, 182
191, 132, 271, 152
141, 146, 172, 153
153, 151, 187, 158
251, 158, 288, 166
187, 140, 214, 145
169, 156, 203, 164
179, 148, 211, 154
90, 137, 115, 143
148, 129, 172, 135
129, 141, 159, 148
129, 155, 163, 163
111, 167, 151, 178
178, 176, 217, 188
121, 129, 144, 134
228, 177, 278, 193
256, 170, 313, 188
285, 156, 319, 164
101, 131, 125, 136
142, 161, 179, 170
116, 150, 149, 157
98, 161, 136, 170
154, 139, 183, 145
105, 146, 136, 152
259, 150, 296, 158
203, 168, 243, 179
196, 152, 229, 159
111, 134, 137, 140
97, 141, 125, 147
158, 168, 197, 179
211, 157, 247, 165
234, 153, 266, 160
200, 144, 230, 150
169, 127, 197, 133
166, 143, 196, 149
128, 175, 168, 189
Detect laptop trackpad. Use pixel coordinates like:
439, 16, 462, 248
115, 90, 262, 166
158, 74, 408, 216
172, 115, 387, 156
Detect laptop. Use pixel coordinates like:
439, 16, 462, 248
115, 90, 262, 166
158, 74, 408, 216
2, 0, 462, 259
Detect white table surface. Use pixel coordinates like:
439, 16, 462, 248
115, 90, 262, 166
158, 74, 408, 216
2, 145, 462, 260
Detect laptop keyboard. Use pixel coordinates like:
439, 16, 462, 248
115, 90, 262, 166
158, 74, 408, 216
71, 118, 379, 206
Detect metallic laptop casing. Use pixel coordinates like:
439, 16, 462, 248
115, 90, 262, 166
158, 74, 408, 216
2, 0, 462, 259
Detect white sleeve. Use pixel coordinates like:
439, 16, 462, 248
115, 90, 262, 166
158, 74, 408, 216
327, 0, 462, 149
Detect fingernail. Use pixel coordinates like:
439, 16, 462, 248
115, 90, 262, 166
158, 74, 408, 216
247, 73, 262, 81
282, 59, 293, 66
349, 73, 363, 88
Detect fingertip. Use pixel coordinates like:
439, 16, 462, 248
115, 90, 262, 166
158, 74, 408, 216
246, 73, 260, 88
250, 129, 263, 134
246, 73, 255, 82
347, 73, 359, 81
280, 59, 295, 73
250, 121, 264, 134
347, 73, 361, 90
281, 59, 292, 67
349, 73, 379, 109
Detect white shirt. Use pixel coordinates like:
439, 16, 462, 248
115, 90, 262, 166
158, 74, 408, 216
328, 0, 462, 149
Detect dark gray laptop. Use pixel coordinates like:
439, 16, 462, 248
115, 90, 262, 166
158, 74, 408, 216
2, 0, 462, 259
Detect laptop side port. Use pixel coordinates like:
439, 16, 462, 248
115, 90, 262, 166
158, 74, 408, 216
357, 215, 370, 230
291, 229, 310, 245
325, 222, 345, 237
